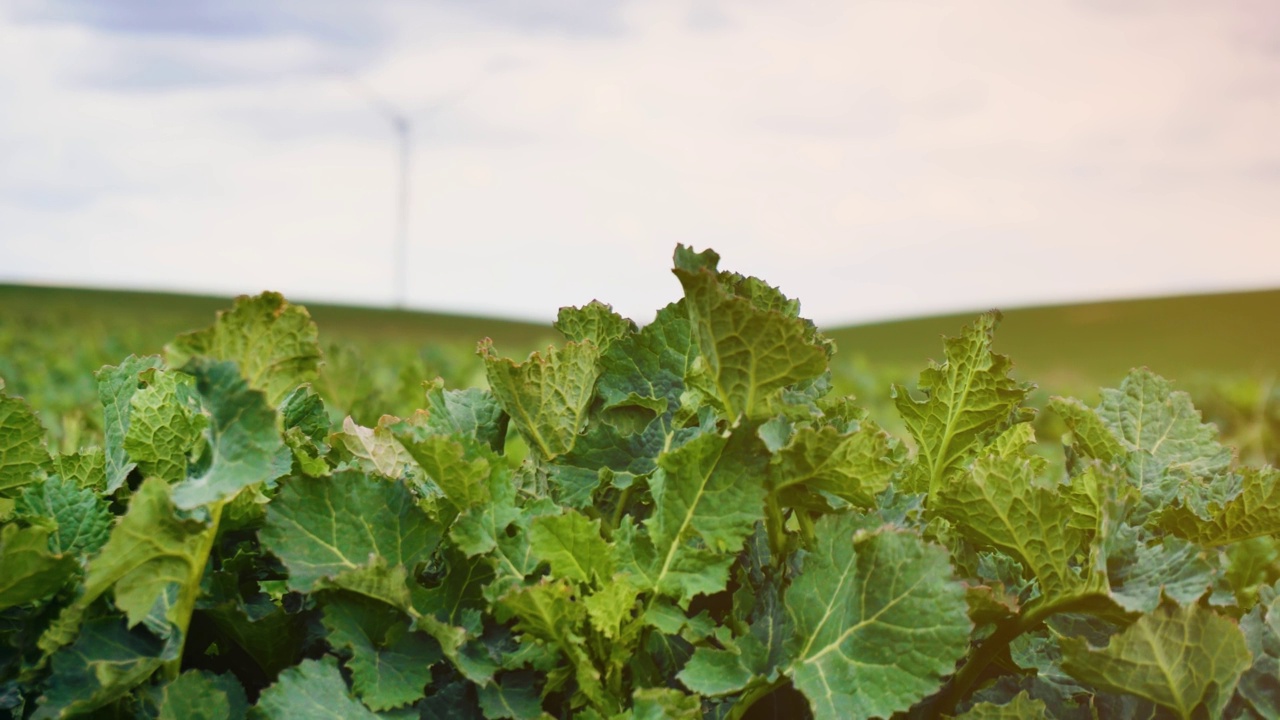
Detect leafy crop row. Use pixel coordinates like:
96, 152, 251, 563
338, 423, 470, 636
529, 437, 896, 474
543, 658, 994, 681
2, 246, 1279, 718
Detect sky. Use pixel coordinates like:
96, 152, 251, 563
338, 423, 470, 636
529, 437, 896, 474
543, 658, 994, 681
1, 0, 1279, 327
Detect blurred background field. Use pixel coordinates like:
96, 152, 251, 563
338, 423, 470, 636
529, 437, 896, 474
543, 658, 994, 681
4, 282, 1277, 467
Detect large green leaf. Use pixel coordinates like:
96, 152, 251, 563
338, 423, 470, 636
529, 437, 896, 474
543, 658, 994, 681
75, 477, 210, 629
142, 670, 248, 720
1238, 580, 1280, 718
1105, 531, 1216, 613
1097, 369, 1232, 482
1158, 466, 1280, 546
171, 360, 291, 510
529, 509, 614, 585
0, 524, 77, 610
596, 300, 697, 437
1048, 396, 1124, 463
124, 368, 206, 484
416, 380, 509, 453
96, 355, 165, 492
251, 656, 381, 719
51, 447, 107, 490
396, 432, 493, 512
673, 249, 827, 419
165, 291, 321, 408
1060, 603, 1250, 719
321, 593, 441, 711
937, 450, 1092, 602
555, 301, 636, 353
33, 617, 179, 720
479, 339, 599, 460
768, 422, 898, 510
785, 516, 971, 720
621, 431, 765, 605
0, 392, 52, 497
498, 578, 605, 712
261, 471, 442, 601
15, 474, 112, 556
891, 312, 1032, 497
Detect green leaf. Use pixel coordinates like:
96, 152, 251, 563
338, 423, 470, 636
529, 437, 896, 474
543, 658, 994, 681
677, 635, 772, 697
261, 471, 442, 598
673, 251, 827, 420
1158, 466, 1280, 546
622, 431, 765, 605
937, 449, 1091, 603
1048, 396, 1124, 463
166, 291, 321, 408
33, 617, 178, 720
479, 339, 600, 460
51, 447, 106, 490
445, 457, 522, 560
280, 384, 329, 443
168, 361, 289, 507
96, 355, 165, 492
143, 670, 248, 720
785, 517, 971, 720
768, 422, 898, 510
322, 593, 441, 711
1060, 603, 1250, 720
498, 579, 605, 711
597, 301, 697, 437
418, 380, 509, 453
1238, 581, 1280, 718
200, 595, 308, 682
331, 415, 415, 479
1098, 369, 1232, 481
632, 686, 701, 719
555, 301, 636, 352
171, 359, 291, 510
952, 691, 1047, 719
1106, 532, 1216, 613
411, 547, 494, 626
15, 474, 112, 556
891, 312, 1033, 497
529, 510, 614, 584
0, 524, 77, 610
281, 385, 331, 476
477, 671, 544, 720
396, 432, 493, 512
251, 656, 381, 720
582, 577, 639, 640
124, 368, 207, 483
75, 477, 209, 629
0, 392, 52, 497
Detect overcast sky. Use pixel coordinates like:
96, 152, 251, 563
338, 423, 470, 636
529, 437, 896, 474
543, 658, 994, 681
2, 0, 1278, 326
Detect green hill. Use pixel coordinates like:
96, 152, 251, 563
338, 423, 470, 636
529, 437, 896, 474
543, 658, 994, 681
4, 282, 1277, 392
0, 284, 555, 353
824, 288, 1280, 390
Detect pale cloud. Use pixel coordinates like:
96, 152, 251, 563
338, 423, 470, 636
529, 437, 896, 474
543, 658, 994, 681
1, 0, 1278, 326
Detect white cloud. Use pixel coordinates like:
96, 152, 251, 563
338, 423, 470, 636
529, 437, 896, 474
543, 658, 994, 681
1, 0, 1278, 326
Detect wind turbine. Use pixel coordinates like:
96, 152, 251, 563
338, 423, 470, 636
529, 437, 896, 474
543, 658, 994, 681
348, 76, 491, 310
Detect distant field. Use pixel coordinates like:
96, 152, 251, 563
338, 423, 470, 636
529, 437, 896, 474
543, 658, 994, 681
0, 284, 556, 353
824, 288, 1280, 391
3, 283, 1277, 392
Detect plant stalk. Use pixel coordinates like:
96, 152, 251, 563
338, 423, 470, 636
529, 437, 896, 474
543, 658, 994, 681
163, 501, 223, 681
